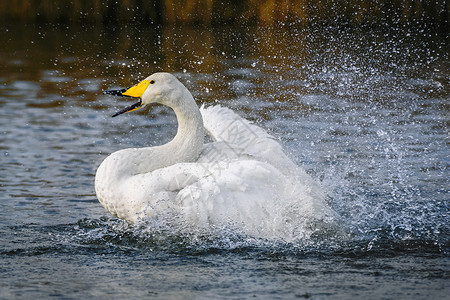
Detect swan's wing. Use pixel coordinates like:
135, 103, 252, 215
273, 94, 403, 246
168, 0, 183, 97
200, 104, 271, 143
124, 159, 335, 239
200, 105, 296, 171
176, 160, 283, 235
122, 163, 214, 222
175, 159, 337, 239
126, 160, 278, 227
200, 105, 325, 195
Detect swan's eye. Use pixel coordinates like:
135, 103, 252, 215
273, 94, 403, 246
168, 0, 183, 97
150, 80, 155, 84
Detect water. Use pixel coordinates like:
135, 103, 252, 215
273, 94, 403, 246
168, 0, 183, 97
0, 24, 448, 299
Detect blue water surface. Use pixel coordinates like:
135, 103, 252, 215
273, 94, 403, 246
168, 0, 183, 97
0, 24, 448, 299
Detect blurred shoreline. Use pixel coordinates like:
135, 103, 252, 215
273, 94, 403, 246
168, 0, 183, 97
0, 0, 448, 30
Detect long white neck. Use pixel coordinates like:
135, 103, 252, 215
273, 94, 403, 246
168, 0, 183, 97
163, 92, 204, 165
99, 91, 204, 181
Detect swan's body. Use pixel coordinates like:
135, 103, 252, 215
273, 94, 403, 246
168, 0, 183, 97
95, 73, 336, 239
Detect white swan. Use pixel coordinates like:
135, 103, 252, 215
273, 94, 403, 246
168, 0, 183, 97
95, 72, 336, 239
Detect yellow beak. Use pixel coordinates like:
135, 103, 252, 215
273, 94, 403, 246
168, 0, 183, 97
122, 80, 150, 98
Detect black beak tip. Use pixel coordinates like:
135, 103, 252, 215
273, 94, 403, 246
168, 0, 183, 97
103, 88, 130, 97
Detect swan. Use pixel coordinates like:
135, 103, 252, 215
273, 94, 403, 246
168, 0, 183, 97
95, 72, 336, 239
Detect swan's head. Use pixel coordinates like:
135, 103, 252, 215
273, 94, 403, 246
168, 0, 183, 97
104, 72, 186, 117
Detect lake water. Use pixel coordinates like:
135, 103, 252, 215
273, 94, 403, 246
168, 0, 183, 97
0, 23, 448, 299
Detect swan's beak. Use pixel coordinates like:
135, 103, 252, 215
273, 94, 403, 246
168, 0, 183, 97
104, 80, 151, 117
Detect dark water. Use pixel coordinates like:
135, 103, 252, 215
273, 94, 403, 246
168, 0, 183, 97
0, 24, 449, 299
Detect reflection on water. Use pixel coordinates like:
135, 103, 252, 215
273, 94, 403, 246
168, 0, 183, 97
0, 23, 448, 298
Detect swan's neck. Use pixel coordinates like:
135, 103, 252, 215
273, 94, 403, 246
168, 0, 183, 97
165, 96, 204, 164
99, 92, 204, 180
131, 96, 203, 176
